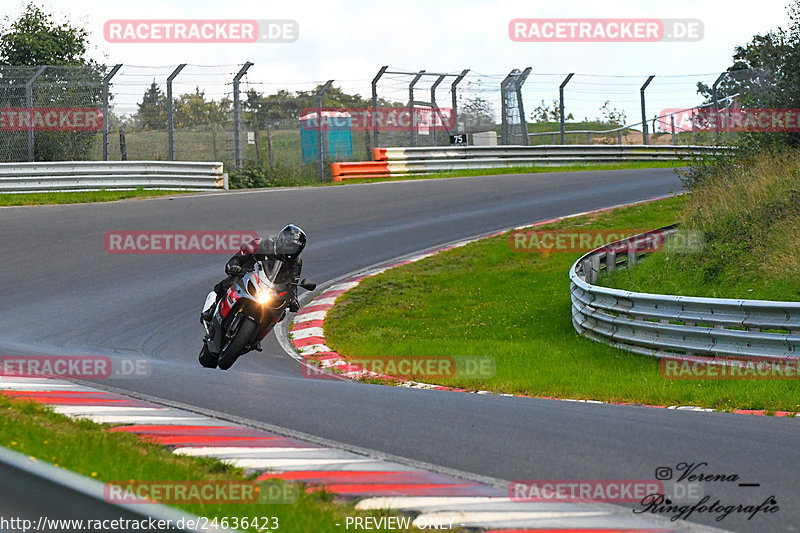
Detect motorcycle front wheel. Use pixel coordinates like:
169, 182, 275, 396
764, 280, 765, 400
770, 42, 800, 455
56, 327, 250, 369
217, 317, 259, 370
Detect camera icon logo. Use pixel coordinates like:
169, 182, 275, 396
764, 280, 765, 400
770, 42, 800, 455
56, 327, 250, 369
655, 467, 673, 480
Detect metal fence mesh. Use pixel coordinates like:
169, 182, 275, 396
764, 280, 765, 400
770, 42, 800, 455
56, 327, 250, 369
0, 63, 764, 170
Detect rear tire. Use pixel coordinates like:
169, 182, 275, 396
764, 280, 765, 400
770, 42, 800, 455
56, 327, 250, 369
217, 317, 258, 370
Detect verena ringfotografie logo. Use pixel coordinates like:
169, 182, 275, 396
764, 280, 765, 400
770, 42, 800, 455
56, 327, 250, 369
104, 19, 298, 43
299, 107, 456, 132
509, 18, 703, 42
104, 231, 258, 254
0, 108, 102, 131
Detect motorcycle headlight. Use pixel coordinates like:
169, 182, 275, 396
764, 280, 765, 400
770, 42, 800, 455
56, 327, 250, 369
257, 288, 275, 305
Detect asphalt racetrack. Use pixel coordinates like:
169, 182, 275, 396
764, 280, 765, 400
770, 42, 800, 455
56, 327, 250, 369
2, 169, 797, 532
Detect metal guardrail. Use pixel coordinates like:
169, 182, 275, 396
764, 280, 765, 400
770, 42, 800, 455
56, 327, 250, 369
332, 145, 726, 180
0, 161, 228, 193
570, 225, 800, 361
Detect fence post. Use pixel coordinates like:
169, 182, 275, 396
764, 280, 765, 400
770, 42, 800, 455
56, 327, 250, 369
102, 64, 122, 161
711, 72, 726, 142
515, 67, 532, 146
430, 74, 446, 145
232, 62, 253, 169
166, 64, 186, 161
671, 116, 676, 144
450, 69, 469, 134
316, 80, 333, 181
640, 75, 655, 145
500, 70, 516, 145
559, 73, 574, 145
371, 66, 388, 149
408, 71, 425, 147
25, 66, 46, 162
119, 129, 127, 161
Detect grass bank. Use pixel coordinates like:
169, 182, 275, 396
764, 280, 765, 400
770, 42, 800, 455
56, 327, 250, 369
325, 194, 800, 412
601, 150, 800, 301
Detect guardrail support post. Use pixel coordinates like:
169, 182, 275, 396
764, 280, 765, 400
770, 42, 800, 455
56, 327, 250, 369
232, 62, 253, 169
102, 64, 122, 161
25, 66, 46, 162
371, 66, 388, 150
640, 75, 655, 145
408, 71, 425, 147
166, 64, 186, 161
559, 73, 574, 145
450, 69, 469, 135
316, 80, 334, 181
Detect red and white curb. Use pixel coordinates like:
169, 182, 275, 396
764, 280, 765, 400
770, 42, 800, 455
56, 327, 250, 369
0, 374, 697, 532
289, 195, 800, 418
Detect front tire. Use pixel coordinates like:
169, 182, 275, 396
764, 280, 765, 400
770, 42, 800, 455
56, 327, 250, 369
217, 317, 258, 370
198, 343, 218, 368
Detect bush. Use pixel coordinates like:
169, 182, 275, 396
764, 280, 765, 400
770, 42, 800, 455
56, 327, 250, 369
228, 161, 321, 189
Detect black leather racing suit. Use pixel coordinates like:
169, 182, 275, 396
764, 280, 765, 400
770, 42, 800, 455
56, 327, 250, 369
213, 236, 302, 312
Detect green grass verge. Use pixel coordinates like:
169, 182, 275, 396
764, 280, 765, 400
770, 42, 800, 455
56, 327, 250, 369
0, 394, 406, 532
325, 195, 800, 413
0, 189, 194, 206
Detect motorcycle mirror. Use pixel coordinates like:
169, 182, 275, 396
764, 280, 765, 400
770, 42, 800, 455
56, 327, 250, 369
300, 279, 316, 291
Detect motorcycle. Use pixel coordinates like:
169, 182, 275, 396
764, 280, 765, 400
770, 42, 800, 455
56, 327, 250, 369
199, 258, 316, 370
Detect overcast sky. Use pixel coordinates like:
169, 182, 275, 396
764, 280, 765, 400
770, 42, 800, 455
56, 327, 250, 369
1, 0, 792, 124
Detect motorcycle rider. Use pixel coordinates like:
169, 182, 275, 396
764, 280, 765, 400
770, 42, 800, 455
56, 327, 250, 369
201, 224, 307, 334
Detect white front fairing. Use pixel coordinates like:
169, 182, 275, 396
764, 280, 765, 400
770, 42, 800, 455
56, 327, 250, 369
202, 290, 217, 313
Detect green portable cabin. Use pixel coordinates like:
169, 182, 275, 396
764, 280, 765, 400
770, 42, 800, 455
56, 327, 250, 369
300, 111, 354, 164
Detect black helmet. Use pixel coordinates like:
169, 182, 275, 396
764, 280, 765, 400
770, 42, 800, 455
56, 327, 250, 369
275, 224, 306, 259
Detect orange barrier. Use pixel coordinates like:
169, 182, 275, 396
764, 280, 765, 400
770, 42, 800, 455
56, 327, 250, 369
331, 161, 390, 182
371, 148, 388, 161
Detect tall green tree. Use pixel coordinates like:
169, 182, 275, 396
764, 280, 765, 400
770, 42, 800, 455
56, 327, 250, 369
0, 3, 93, 65
135, 81, 168, 131
0, 3, 101, 161
698, 1, 800, 148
